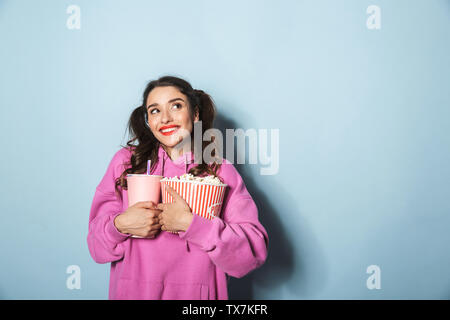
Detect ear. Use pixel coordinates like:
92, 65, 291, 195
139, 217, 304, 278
193, 107, 200, 123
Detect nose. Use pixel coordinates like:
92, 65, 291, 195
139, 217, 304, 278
160, 107, 173, 124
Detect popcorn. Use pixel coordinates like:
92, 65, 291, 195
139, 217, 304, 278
161, 174, 223, 185
161, 174, 227, 221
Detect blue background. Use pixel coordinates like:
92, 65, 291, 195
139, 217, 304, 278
1, 0, 449, 299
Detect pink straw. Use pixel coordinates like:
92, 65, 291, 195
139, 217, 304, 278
146, 160, 151, 175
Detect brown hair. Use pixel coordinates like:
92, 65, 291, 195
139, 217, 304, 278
114, 76, 221, 199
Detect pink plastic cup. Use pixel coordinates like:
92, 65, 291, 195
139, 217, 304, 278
126, 174, 163, 207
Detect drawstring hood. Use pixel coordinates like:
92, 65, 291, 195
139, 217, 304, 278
157, 146, 195, 174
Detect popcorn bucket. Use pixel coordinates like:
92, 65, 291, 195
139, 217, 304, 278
161, 180, 227, 220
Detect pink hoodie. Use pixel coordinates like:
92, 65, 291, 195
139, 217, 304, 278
87, 146, 268, 300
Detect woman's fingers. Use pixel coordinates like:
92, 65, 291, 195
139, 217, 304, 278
164, 185, 182, 201
134, 201, 157, 209
150, 216, 159, 225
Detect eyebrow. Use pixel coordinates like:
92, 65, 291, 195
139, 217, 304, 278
147, 98, 185, 109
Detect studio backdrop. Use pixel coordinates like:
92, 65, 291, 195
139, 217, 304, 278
0, 0, 449, 299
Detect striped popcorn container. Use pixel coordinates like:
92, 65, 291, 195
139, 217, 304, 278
161, 179, 227, 220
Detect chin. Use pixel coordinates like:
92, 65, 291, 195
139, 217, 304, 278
158, 135, 182, 148
155, 128, 192, 148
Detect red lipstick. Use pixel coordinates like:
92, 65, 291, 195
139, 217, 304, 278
159, 125, 180, 136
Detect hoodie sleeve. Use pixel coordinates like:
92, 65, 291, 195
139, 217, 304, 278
178, 161, 269, 278
87, 149, 131, 264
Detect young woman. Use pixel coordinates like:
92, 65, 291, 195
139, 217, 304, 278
87, 76, 268, 300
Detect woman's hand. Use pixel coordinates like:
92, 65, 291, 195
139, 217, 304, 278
114, 201, 162, 238
157, 185, 193, 233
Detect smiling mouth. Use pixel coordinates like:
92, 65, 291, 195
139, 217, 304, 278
159, 125, 180, 136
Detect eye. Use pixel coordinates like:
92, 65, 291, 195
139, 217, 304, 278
172, 103, 182, 110
149, 108, 159, 115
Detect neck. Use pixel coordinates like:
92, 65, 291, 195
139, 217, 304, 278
163, 144, 190, 162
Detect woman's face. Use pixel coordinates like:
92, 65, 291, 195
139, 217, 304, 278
146, 86, 198, 151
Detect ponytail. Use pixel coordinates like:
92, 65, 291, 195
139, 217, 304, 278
189, 89, 221, 179
193, 89, 215, 131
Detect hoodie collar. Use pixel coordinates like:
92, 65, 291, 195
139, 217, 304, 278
158, 145, 195, 165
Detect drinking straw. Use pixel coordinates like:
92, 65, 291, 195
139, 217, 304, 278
147, 160, 151, 175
